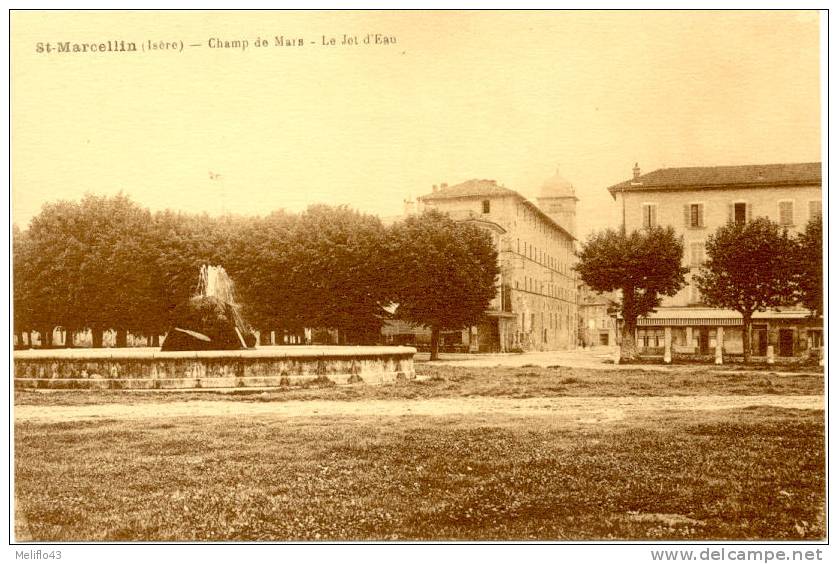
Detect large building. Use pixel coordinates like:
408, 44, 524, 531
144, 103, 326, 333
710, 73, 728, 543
607, 162, 823, 360
387, 170, 579, 352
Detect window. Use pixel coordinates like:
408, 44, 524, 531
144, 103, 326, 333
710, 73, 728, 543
733, 202, 747, 225
809, 329, 823, 349
642, 204, 657, 228
778, 201, 794, 226
809, 200, 822, 221
686, 203, 704, 228
690, 242, 705, 267
482, 200, 490, 214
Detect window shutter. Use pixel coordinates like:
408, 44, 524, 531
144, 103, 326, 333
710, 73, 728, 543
779, 201, 793, 226
698, 204, 705, 227
809, 200, 822, 220
728, 204, 734, 223
684, 205, 690, 227
746, 203, 753, 222
650, 205, 657, 227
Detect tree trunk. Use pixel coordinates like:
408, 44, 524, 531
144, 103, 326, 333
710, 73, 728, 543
65, 328, 75, 348
92, 327, 104, 348
430, 325, 441, 361
39, 327, 53, 348
742, 313, 753, 364
16, 330, 29, 349
116, 329, 128, 348
149, 333, 160, 348
619, 318, 639, 363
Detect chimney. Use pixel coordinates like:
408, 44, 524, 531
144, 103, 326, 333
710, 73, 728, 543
432, 184, 438, 193
441, 182, 448, 189
632, 162, 641, 180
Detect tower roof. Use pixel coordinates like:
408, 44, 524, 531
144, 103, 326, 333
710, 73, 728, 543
539, 167, 576, 199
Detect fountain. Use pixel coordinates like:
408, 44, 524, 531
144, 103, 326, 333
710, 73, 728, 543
161, 265, 257, 351
14, 265, 416, 390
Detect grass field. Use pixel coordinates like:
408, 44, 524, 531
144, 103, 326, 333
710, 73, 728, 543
14, 366, 825, 541
13, 364, 824, 407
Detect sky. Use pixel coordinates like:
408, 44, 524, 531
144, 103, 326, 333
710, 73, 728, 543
11, 10, 822, 240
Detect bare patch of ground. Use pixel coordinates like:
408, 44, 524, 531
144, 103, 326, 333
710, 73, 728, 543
14, 394, 823, 424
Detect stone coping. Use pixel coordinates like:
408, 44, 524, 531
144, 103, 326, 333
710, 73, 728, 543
13, 345, 417, 361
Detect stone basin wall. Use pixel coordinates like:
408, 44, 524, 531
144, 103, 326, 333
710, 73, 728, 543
13, 346, 416, 390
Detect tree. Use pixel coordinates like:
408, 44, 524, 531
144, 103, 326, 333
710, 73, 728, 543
224, 209, 307, 341
291, 205, 392, 344
222, 206, 393, 345
12, 225, 35, 347
575, 226, 687, 362
389, 209, 499, 360
22, 194, 157, 347
694, 217, 798, 363
795, 215, 823, 317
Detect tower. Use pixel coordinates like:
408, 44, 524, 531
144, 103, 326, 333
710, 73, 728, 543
536, 167, 578, 237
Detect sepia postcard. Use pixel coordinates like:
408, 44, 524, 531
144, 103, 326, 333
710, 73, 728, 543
9, 8, 827, 558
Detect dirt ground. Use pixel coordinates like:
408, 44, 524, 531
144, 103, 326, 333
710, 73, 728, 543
14, 393, 823, 424
415, 347, 822, 376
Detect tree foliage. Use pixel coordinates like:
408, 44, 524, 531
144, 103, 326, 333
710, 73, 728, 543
694, 217, 798, 362
21, 194, 156, 347
223, 210, 301, 338
388, 210, 499, 360
13, 225, 35, 346
575, 226, 688, 362
795, 215, 823, 317
13, 196, 402, 347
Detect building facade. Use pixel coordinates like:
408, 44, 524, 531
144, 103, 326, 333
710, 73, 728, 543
578, 284, 618, 348
387, 171, 579, 352
607, 162, 822, 361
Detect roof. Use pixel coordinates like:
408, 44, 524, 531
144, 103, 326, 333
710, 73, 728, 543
418, 179, 575, 240
607, 162, 821, 198
635, 307, 815, 327
419, 179, 518, 201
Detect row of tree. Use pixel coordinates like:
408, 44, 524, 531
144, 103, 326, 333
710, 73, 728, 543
13, 194, 499, 359
576, 216, 822, 363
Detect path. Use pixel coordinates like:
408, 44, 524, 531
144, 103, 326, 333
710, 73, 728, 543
14, 394, 823, 424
